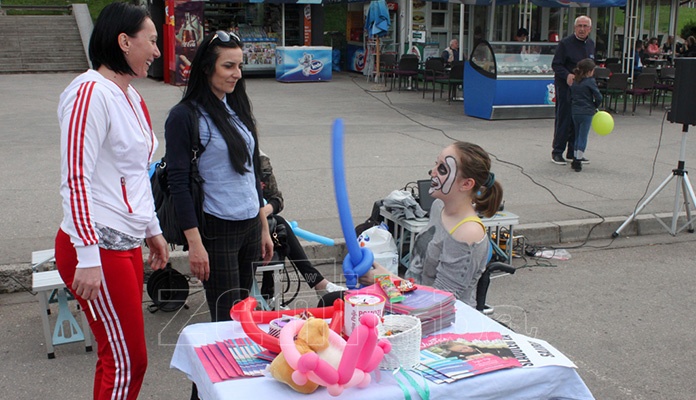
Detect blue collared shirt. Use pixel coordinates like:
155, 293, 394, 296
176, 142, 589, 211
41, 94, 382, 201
197, 99, 258, 221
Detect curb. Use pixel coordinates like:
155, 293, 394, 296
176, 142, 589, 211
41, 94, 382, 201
1, 212, 692, 294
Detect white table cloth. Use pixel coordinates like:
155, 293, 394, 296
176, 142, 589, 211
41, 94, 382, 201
171, 302, 594, 400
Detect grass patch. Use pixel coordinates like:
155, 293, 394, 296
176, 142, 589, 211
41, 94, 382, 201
612, 6, 696, 37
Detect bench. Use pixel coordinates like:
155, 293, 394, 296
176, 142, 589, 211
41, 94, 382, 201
31, 249, 93, 359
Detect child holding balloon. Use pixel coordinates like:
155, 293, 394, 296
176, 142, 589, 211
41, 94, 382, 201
569, 58, 603, 172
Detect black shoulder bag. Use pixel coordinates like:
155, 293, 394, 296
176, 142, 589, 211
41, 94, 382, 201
151, 106, 205, 250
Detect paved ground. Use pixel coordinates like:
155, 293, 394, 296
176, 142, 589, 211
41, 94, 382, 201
1, 71, 695, 399
1, 71, 693, 265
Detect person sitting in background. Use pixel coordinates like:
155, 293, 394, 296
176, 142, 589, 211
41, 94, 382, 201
682, 36, 696, 57
512, 28, 530, 56
259, 152, 346, 298
514, 27, 529, 42
645, 37, 660, 58
441, 39, 460, 65
662, 35, 677, 62
662, 35, 675, 53
633, 39, 644, 75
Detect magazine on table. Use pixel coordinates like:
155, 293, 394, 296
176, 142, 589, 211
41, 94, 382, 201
384, 284, 456, 316
348, 282, 456, 323
501, 332, 577, 369
195, 337, 271, 383
418, 331, 522, 383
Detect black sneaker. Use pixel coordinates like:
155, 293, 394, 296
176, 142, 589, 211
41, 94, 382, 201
552, 154, 567, 165
578, 158, 590, 164
571, 159, 582, 172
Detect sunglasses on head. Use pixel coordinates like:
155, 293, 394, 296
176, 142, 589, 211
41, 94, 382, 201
209, 30, 241, 46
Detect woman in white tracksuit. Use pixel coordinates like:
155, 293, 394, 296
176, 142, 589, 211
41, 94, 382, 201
54, 3, 168, 399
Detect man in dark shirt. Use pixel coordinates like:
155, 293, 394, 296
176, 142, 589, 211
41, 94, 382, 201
551, 15, 595, 165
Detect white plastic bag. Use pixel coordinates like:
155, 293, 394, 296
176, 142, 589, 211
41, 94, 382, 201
357, 223, 399, 275
535, 248, 571, 261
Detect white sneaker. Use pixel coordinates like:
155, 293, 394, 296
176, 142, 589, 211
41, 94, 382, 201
325, 282, 347, 292
316, 281, 348, 298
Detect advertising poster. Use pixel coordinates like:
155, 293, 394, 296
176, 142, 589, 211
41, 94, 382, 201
303, 5, 312, 46
346, 44, 366, 73
276, 47, 332, 82
173, 0, 204, 85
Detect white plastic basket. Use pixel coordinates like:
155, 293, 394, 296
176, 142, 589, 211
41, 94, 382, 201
377, 315, 422, 370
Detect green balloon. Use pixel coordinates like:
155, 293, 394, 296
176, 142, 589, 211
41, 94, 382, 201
592, 111, 614, 136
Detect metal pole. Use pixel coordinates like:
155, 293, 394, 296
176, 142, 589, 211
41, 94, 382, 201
608, 7, 615, 57
459, 4, 465, 60
669, 0, 679, 55
639, 0, 646, 41
487, 0, 496, 42
654, 0, 660, 39
408, 0, 412, 53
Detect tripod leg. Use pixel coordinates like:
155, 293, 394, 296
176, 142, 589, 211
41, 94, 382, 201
669, 176, 685, 235
680, 172, 696, 233
613, 172, 676, 237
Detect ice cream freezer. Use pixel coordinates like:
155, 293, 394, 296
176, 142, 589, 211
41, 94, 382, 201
464, 41, 558, 120
275, 46, 332, 82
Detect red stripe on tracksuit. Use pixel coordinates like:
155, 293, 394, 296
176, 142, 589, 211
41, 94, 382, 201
67, 81, 99, 246
133, 87, 156, 162
55, 229, 147, 400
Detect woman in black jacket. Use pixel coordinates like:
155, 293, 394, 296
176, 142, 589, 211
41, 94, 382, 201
164, 31, 273, 323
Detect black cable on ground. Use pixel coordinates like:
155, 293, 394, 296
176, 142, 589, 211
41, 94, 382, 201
349, 75, 671, 257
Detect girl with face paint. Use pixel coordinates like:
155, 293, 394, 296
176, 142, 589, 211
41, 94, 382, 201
355, 142, 503, 307
348, 143, 503, 308
403, 142, 504, 307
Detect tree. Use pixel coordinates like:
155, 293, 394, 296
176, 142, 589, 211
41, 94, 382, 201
680, 20, 696, 40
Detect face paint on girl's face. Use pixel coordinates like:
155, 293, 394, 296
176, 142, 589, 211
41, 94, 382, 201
430, 155, 458, 195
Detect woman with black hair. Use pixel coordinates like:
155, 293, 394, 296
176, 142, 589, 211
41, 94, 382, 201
55, 2, 169, 399
164, 30, 273, 323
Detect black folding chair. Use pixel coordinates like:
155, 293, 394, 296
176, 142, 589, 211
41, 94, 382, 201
421, 58, 448, 101
623, 73, 656, 115
600, 73, 629, 112
391, 54, 419, 92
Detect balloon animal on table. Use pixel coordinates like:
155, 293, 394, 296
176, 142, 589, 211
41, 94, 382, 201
332, 119, 375, 288
270, 314, 391, 396
229, 297, 344, 355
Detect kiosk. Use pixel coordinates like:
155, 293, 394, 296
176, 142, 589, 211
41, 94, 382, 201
464, 41, 558, 120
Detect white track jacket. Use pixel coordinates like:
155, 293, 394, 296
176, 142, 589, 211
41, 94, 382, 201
58, 70, 161, 269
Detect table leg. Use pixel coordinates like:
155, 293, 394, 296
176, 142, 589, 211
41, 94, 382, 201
37, 290, 55, 358
507, 226, 514, 262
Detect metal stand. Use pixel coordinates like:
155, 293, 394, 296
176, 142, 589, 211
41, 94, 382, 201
613, 124, 696, 237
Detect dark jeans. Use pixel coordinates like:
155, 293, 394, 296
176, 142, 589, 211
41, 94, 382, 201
553, 79, 575, 158
201, 213, 261, 322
